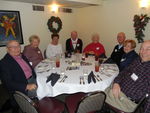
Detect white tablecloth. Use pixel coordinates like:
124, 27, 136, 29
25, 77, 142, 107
35, 56, 119, 99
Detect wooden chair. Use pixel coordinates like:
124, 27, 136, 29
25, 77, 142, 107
13, 91, 65, 113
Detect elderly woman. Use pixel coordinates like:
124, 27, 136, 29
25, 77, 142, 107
23, 35, 43, 68
83, 33, 106, 57
119, 39, 138, 71
46, 34, 63, 58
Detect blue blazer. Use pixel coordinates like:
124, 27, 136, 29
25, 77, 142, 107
119, 50, 138, 71
0, 53, 36, 95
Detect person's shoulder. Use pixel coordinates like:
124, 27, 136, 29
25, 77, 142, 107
78, 38, 82, 41
114, 44, 118, 48
129, 50, 138, 57
0, 54, 11, 64
66, 38, 71, 41
24, 45, 31, 50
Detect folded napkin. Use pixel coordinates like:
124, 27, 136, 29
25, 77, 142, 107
46, 73, 60, 86
88, 71, 96, 84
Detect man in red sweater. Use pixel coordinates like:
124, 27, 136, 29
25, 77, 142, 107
83, 33, 106, 57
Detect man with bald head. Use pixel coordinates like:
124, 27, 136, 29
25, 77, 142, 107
106, 32, 126, 66
66, 31, 83, 53
104, 40, 150, 113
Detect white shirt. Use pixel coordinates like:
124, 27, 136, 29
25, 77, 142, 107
71, 38, 78, 49
46, 43, 63, 58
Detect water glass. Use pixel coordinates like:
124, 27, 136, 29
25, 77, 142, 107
83, 69, 88, 76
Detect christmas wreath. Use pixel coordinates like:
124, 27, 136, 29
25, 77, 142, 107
47, 16, 62, 34
133, 14, 150, 43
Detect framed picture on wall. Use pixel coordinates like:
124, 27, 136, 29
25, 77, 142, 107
0, 10, 23, 47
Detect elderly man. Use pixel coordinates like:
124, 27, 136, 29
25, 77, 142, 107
66, 31, 83, 53
0, 40, 37, 96
106, 32, 126, 66
83, 33, 106, 57
0, 40, 37, 113
105, 40, 150, 113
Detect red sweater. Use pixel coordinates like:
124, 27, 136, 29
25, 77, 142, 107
83, 42, 105, 56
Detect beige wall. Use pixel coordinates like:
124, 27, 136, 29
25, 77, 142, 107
0, 1, 77, 59
75, 0, 150, 56
0, 0, 150, 59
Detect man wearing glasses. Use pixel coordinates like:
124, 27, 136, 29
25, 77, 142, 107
0, 40, 37, 112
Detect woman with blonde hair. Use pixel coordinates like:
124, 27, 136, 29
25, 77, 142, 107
23, 35, 43, 68
119, 39, 138, 71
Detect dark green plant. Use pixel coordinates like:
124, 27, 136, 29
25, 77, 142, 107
133, 14, 150, 43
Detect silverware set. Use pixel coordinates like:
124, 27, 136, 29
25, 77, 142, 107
60, 75, 68, 82
37, 69, 50, 73
97, 75, 102, 81
93, 74, 100, 81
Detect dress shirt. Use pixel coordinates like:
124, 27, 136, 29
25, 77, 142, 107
71, 38, 78, 50
12, 55, 32, 79
114, 57, 150, 113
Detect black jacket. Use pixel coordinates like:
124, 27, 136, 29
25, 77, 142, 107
0, 53, 36, 95
66, 38, 83, 53
110, 45, 125, 66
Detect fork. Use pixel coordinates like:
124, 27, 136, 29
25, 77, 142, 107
97, 75, 102, 81
62, 76, 68, 82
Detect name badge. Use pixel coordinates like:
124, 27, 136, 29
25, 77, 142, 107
115, 49, 118, 52
131, 73, 138, 81
29, 62, 32, 66
121, 58, 126, 62
38, 51, 41, 54
96, 47, 99, 50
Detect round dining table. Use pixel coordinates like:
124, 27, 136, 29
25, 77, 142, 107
35, 55, 119, 100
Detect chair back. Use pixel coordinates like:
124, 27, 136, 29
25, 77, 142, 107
13, 91, 38, 113
133, 94, 149, 113
75, 91, 106, 113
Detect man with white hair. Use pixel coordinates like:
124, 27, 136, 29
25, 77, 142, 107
0, 40, 37, 112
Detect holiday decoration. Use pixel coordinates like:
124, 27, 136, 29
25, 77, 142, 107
133, 14, 150, 43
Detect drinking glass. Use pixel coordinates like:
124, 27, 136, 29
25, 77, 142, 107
83, 69, 88, 76
95, 61, 100, 72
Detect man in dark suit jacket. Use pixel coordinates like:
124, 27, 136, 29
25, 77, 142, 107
66, 31, 83, 53
0, 40, 37, 113
105, 32, 126, 66
0, 40, 37, 96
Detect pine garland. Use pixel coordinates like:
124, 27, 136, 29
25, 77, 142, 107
133, 14, 150, 43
